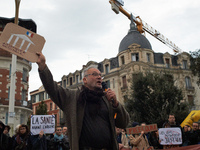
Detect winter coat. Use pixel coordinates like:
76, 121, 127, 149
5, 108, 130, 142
39, 66, 130, 150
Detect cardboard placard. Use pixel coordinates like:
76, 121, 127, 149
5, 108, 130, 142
159, 128, 182, 145
126, 124, 157, 134
30, 115, 55, 135
0, 23, 45, 62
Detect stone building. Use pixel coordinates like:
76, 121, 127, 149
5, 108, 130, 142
0, 17, 35, 127
61, 21, 200, 110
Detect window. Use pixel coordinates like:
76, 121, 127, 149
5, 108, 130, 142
185, 77, 192, 89
131, 53, 139, 61
188, 95, 194, 105
39, 92, 44, 101
165, 58, 170, 68
76, 75, 79, 83
45, 92, 49, 99
55, 105, 58, 110
63, 80, 66, 88
113, 78, 115, 89
105, 64, 109, 74
80, 72, 82, 80
121, 56, 125, 65
147, 53, 150, 62
31, 95, 36, 103
22, 90, 26, 101
183, 60, 187, 69
36, 94, 39, 102
122, 76, 127, 88
105, 80, 110, 88
70, 77, 72, 85
50, 103, 52, 111
67, 77, 69, 85
73, 75, 75, 82
22, 68, 28, 82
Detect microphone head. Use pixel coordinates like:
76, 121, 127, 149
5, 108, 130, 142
101, 82, 108, 91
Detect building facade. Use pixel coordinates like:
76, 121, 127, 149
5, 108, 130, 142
0, 17, 35, 128
61, 21, 200, 110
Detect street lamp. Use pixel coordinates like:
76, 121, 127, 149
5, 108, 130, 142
8, 0, 21, 136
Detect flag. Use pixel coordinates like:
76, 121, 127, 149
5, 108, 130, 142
26, 31, 34, 38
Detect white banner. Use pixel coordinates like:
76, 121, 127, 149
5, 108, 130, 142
159, 128, 182, 145
30, 115, 55, 135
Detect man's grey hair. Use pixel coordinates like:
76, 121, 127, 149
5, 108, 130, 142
82, 64, 98, 78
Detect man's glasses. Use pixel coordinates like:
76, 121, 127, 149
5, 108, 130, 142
85, 72, 102, 77
56, 129, 62, 131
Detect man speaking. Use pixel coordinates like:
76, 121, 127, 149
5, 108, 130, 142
36, 52, 130, 150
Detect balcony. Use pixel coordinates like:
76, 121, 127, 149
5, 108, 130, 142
186, 86, 195, 91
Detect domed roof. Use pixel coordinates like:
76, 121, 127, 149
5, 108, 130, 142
118, 21, 152, 53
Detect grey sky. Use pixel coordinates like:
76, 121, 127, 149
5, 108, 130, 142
1, 0, 200, 98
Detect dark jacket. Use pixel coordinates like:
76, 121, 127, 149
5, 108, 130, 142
0, 132, 10, 150
39, 66, 130, 150
12, 134, 32, 150
0, 121, 11, 150
29, 134, 47, 150
47, 135, 69, 150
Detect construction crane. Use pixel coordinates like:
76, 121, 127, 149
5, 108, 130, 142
109, 0, 182, 54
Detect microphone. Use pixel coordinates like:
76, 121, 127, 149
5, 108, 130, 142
102, 82, 108, 91
102, 81, 117, 119
102, 82, 114, 103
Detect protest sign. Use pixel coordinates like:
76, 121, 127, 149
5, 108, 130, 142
31, 115, 55, 135
126, 124, 157, 135
159, 128, 182, 145
0, 23, 45, 62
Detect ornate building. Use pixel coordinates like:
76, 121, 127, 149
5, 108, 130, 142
29, 19, 200, 127
0, 17, 35, 127
61, 20, 200, 110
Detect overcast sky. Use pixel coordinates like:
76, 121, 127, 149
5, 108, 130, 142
1, 0, 200, 99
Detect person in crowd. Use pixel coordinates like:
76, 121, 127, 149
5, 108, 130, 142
3, 125, 11, 137
62, 126, 70, 149
62, 126, 68, 136
47, 126, 69, 150
30, 130, 47, 150
162, 114, 180, 128
148, 130, 162, 150
116, 127, 130, 150
36, 52, 130, 149
129, 122, 153, 150
121, 129, 130, 149
0, 121, 10, 150
116, 127, 122, 143
12, 124, 32, 150
182, 125, 190, 146
12, 124, 21, 141
140, 123, 150, 143
188, 122, 200, 145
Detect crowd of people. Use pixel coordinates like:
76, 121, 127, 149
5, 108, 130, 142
1, 114, 200, 150
1, 52, 198, 150
0, 121, 70, 150
116, 114, 200, 150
